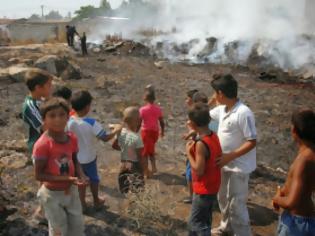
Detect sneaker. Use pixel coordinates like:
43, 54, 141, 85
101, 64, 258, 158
182, 197, 192, 204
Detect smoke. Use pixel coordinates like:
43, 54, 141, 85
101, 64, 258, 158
89, 0, 315, 72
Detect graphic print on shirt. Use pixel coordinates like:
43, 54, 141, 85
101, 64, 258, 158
54, 154, 70, 175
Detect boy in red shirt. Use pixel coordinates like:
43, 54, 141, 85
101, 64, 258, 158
186, 103, 222, 236
140, 89, 165, 177
33, 97, 87, 236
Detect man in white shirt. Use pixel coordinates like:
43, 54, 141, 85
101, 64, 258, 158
209, 74, 257, 236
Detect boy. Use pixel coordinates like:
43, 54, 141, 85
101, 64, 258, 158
67, 90, 121, 210
52, 86, 72, 103
22, 69, 53, 155
186, 103, 222, 236
140, 89, 165, 177
113, 106, 144, 193
209, 74, 257, 236
273, 110, 315, 236
33, 97, 87, 236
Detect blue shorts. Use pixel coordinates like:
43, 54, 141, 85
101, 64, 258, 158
277, 211, 315, 236
186, 160, 192, 182
81, 159, 100, 184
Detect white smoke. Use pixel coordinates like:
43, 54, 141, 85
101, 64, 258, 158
89, 0, 315, 73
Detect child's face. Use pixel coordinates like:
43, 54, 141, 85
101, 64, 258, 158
214, 90, 225, 105
187, 119, 197, 131
44, 107, 69, 133
39, 79, 53, 99
185, 96, 193, 107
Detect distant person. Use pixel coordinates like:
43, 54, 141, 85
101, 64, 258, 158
66, 25, 72, 47
112, 107, 144, 193
22, 69, 53, 156
186, 103, 222, 236
66, 25, 79, 47
67, 90, 121, 210
273, 110, 315, 236
80, 32, 88, 56
140, 88, 165, 178
33, 97, 87, 236
210, 74, 257, 236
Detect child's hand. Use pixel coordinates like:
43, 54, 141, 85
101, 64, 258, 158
186, 140, 194, 154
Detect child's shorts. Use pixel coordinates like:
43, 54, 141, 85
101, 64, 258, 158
118, 161, 144, 194
37, 185, 84, 236
186, 160, 192, 182
188, 193, 216, 235
81, 158, 100, 184
277, 210, 315, 236
141, 129, 159, 157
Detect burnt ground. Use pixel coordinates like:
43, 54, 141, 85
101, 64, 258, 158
0, 43, 314, 235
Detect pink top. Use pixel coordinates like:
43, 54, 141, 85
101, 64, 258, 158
140, 103, 163, 131
32, 132, 78, 190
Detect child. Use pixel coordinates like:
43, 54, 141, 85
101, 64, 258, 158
140, 89, 165, 177
67, 90, 121, 210
209, 74, 257, 236
52, 86, 75, 116
33, 97, 87, 236
272, 110, 315, 236
113, 106, 144, 193
22, 69, 53, 155
186, 103, 222, 236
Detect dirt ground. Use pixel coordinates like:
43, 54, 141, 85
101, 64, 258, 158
0, 43, 314, 235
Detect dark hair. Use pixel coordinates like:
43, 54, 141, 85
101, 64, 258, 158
71, 90, 93, 111
211, 74, 238, 99
52, 86, 72, 101
25, 69, 52, 91
188, 103, 210, 127
292, 109, 315, 144
192, 92, 208, 104
186, 89, 199, 99
40, 97, 70, 119
144, 90, 155, 103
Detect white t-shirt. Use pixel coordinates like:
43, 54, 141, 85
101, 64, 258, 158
67, 116, 107, 164
210, 101, 257, 174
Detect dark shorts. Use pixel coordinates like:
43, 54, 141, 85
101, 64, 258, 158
81, 159, 99, 184
277, 211, 315, 236
186, 160, 192, 182
188, 194, 216, 236
118, 161, 144, 194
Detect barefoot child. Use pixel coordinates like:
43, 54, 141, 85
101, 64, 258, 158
113, 107, 144, 193
140, 89, 165, 177
67, 90, 121, 210
33, 98, 87, 236
272, 110, 315, 236
186, 103, 222, 235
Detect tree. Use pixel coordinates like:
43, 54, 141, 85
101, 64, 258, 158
46, 10, 63, 20
28, 14, 41, 21
100, 0, 111, 10
74, 5, 99, 19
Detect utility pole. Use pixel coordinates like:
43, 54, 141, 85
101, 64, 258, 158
41, 5, 44, 20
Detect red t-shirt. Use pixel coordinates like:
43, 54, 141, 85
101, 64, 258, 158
32, 132, 78, 190
190, 133, 222, 195
140, 103, 162, 131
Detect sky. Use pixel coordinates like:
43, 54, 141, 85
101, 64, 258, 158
0, 0, 124, 18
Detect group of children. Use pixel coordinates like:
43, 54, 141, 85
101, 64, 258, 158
21, 69, 315, 236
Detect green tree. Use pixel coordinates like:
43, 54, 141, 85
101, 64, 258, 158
46, 10, 63, 20
28, 14, 41, 21
74, 5, 99, 19
100, 0, 111, 10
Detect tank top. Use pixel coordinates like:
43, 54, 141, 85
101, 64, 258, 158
190, 132, 222, 195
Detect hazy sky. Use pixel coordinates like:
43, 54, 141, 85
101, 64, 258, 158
0, 0, 124, 18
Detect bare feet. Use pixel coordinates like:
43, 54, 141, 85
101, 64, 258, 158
94, 197, 105, 210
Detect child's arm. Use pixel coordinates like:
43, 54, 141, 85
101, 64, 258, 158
272, 158, 306, 210
34, 159, 77, 183
216, 140, 256, 168
159, 117, 165, 137
186, 141, 207, 176
98, 124, 122, 142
